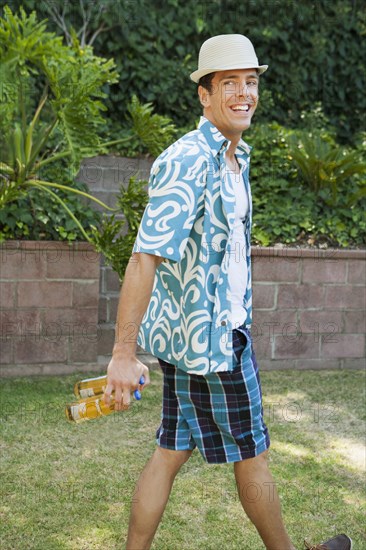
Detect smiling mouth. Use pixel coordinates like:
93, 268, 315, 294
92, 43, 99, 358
230, 104, 251, 112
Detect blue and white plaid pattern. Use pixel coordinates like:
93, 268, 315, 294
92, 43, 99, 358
133, 116, 253, 374
156, 326, 270, 463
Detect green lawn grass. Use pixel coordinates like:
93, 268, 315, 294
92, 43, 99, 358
1, 369, 365, 550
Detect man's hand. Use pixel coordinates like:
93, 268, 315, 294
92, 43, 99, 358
103, 354, 150, 411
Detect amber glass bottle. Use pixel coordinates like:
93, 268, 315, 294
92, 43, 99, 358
65, 375, 144, 423
73, 375, 108, 399
65, 394, 115, 423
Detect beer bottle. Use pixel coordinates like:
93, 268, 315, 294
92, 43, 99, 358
73, 375, 107, 399
65, 375, 145, 423
65, 394, 115, 423
74, 374, 144, 400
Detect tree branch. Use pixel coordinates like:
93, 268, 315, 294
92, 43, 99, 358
44, 0, 71, 45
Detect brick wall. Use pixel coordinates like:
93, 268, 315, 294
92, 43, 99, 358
78, 155, 157, 367
79, 155, 365, 372
96, 246, 365, 371
251, 247, 365, 370
0, 241, 101, 376
1, 156, 364, 377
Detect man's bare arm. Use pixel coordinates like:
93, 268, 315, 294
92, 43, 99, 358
103, 252, 164, 410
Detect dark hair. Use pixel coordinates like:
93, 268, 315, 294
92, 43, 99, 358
198, 69, 260, 94
198, 72, 216, 94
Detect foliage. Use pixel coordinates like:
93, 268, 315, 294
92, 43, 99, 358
91, 177, 148, 280
127, 95, 177, 158
0, 5, 120, 240
288, 132, 366, 203
100, 95, 177, 158
0, 183, 101, 242
9, 0, 366, 145
0, 120, 102, 242
247, 121, 366, 248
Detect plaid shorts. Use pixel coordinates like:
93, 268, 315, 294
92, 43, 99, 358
156, 325, 270, 463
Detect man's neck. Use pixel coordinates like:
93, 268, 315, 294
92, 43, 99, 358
202, 115, 242, 156
226, 140, 240, 160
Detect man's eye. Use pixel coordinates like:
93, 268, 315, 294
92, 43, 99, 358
247, 81, 258, 87
224, 81, 236, 86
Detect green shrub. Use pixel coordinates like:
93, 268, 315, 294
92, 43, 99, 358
0, 183, 101, 242
91, 177, 149, 281
0, 5, 120, 240
9, 0, 365, 145
288, 132, 366, 203
247, 122, 366, 248
0, 7, 171, 244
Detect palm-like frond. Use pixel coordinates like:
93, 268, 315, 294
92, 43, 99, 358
0, 6, 119, 215
127, 95, 177, 158
289, 132, 366, 202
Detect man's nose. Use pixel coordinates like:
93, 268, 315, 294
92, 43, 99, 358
237, 83, 251, 97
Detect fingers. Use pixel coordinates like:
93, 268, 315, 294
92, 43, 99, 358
122, 387, 131, 410
110, 385, 129, 412
142, 367, 150, 387
137, 361, 150, 388
103, 364, 150, 411
114, 386, 123, 411
103, 384, 114, 406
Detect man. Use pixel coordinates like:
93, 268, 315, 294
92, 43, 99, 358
104, 34, 352, 550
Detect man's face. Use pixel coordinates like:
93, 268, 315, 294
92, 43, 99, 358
199, 68, 259, 140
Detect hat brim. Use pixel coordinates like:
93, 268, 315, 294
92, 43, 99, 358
190, 64, 268, 83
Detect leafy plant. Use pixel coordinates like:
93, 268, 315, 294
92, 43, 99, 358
11, 0, 364, 144
0, 5, 121, 240
288, 132, 366, 204
247, 122, 366, 249
0, 183, 101, 242
126, 95, 177, 158
98, 95, 178, 159
91, 177, 149, 281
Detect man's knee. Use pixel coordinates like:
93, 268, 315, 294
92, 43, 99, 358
258, 449, 270, 462
155, 446, 193, 470
234, 449, 270, 474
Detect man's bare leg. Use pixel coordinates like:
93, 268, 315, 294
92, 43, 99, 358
234, 450, 296, 550
126, 447, 192, 550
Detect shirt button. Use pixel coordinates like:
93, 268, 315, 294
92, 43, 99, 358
221, 320, 227, 326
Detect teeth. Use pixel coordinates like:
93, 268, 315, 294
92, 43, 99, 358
231, 105, 249, 112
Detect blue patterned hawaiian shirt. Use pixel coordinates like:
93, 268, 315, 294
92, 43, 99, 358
132, 116, 253, 374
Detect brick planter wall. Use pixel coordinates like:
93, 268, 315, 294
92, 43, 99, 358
0, 241, 101, 376
96, 246, 365, 371
251, 247, 365, 369
77, 155, 365, 372
2, 158, 363, 377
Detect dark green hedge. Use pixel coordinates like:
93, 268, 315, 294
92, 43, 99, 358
5, 0, 365, 145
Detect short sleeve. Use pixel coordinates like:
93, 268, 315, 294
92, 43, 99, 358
133, 159, 202, 263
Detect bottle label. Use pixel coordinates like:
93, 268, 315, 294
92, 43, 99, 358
70, 402, 87, 422
79, 388, 98, 398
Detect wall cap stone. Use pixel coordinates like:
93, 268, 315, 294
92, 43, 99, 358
0, 240, 97, 252
252, 246, 366, 260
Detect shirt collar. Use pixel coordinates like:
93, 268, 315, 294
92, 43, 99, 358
197, 116, 252, 158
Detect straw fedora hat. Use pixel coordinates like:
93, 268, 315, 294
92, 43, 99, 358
190, 34, 268, 83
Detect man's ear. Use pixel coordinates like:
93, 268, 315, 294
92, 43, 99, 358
198, 85, 209, 108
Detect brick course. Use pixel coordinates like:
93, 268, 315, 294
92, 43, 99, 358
252, 248, 365, 369
1, 156, 365, 376
0, 241, 100, 375
82, 155, 365, 373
